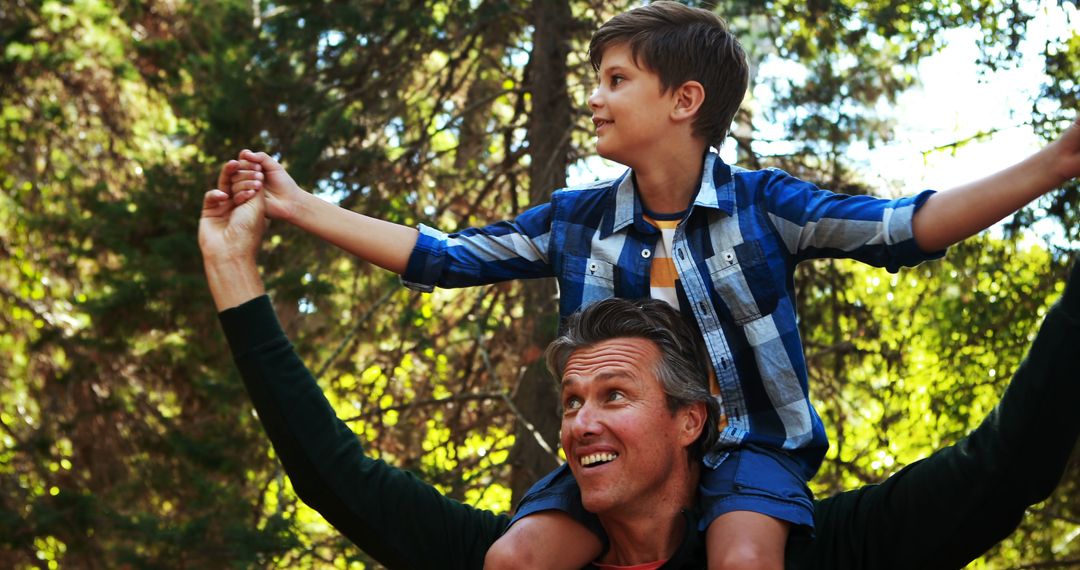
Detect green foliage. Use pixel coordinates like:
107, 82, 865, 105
1, 0, 1076, 567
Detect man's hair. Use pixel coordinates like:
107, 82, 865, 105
589, 1, 749, 148
546, 298, 720, 461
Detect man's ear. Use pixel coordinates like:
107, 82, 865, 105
671, 80, 705, 124
678, 401, 707, 447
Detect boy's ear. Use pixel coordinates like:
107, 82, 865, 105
671, 80, 705, 123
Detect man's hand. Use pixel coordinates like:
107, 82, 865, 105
1048, 115, 1080, 185
199, 164, 268, 311
199, 164, 267, 263
226, 149, 306, 223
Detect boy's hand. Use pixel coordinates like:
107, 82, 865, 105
229, 149, 306, 222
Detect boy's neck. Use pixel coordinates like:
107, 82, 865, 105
630, 139, 712, 214
630, 147, 708, 216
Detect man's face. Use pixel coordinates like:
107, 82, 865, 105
559, 337, 701, 518
588, 42, 678, 167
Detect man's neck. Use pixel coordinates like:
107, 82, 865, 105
598, 508, 688, 566
595, 462, 698, 566
631, 146, 708, 215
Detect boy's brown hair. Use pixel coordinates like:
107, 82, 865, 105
589, 1, 749, 148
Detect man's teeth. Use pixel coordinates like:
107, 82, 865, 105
581, 452, 618, 466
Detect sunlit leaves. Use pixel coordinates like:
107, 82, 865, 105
803, 238, 1076, 563
3, 0, 1077, 567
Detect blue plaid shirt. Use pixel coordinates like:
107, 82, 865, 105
403, 153, 942, 478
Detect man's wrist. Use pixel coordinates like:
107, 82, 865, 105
203, 254, 266, 311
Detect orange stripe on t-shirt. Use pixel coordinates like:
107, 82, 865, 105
650, 257, 678, 288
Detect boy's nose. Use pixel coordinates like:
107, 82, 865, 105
588, 88, 602, 110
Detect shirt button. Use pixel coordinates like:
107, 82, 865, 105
588, 262, 598, 273
724, 252, 735, 264
641, 249, 652, 259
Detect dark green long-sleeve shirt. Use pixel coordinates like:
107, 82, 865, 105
222, 262, 1080, 569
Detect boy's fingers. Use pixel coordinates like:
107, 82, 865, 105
239, 149, 279, 170
232, 161, 263, 173
232, 179, 262, 194
230, 168, 263, 181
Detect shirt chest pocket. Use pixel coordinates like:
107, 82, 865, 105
706, 240, 779, 325
562, 254, 617, 310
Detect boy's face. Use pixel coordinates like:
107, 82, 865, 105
589, 42, 680, 168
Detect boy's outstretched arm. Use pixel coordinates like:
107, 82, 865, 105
228, 149, 419, 274
912, 116, 1080, 252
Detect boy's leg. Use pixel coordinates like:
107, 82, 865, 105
700, 446, 814, 570
485, 464, 604, 569
707, 511, 788, 570
789, 260, 1080, 569
484, 511, 603, 570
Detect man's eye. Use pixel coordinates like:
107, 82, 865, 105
607, 391, 625, 402
565, 397, 582, 410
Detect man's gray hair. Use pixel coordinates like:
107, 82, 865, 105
546, 298, 720, 460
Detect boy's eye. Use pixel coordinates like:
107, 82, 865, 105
610, 75, 624, 86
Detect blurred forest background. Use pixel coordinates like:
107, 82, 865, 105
2, 0, 1079, 567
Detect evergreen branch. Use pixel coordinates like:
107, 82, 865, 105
313, 285, 396, 382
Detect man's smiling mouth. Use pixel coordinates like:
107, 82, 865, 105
581, 452, 618, 467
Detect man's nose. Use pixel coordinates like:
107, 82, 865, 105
569, 402, 603, 439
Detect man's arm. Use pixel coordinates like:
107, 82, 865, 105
789, 259, 1080, 569
911, 116, 1080, 252
199, 166, 268, 310
220, 297, 509, 568
199, 171, 510, 568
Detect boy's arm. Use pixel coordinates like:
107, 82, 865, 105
911, 116, 1080, 252
229, 150, 555, 287
229, 150, 418, 274
761, 172, 942, 272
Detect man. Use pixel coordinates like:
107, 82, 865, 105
200, 176, 1080, 568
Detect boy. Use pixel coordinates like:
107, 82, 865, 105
225, 2, 1080, 567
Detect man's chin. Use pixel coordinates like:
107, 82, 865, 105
579, 485, 619, 515
580, 495, 610, 515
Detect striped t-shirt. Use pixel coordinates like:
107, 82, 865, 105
642, 210, 683, 310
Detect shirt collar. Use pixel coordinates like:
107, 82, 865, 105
603, 153, 735, 238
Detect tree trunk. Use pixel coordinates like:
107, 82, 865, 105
508, 0, 574, 506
